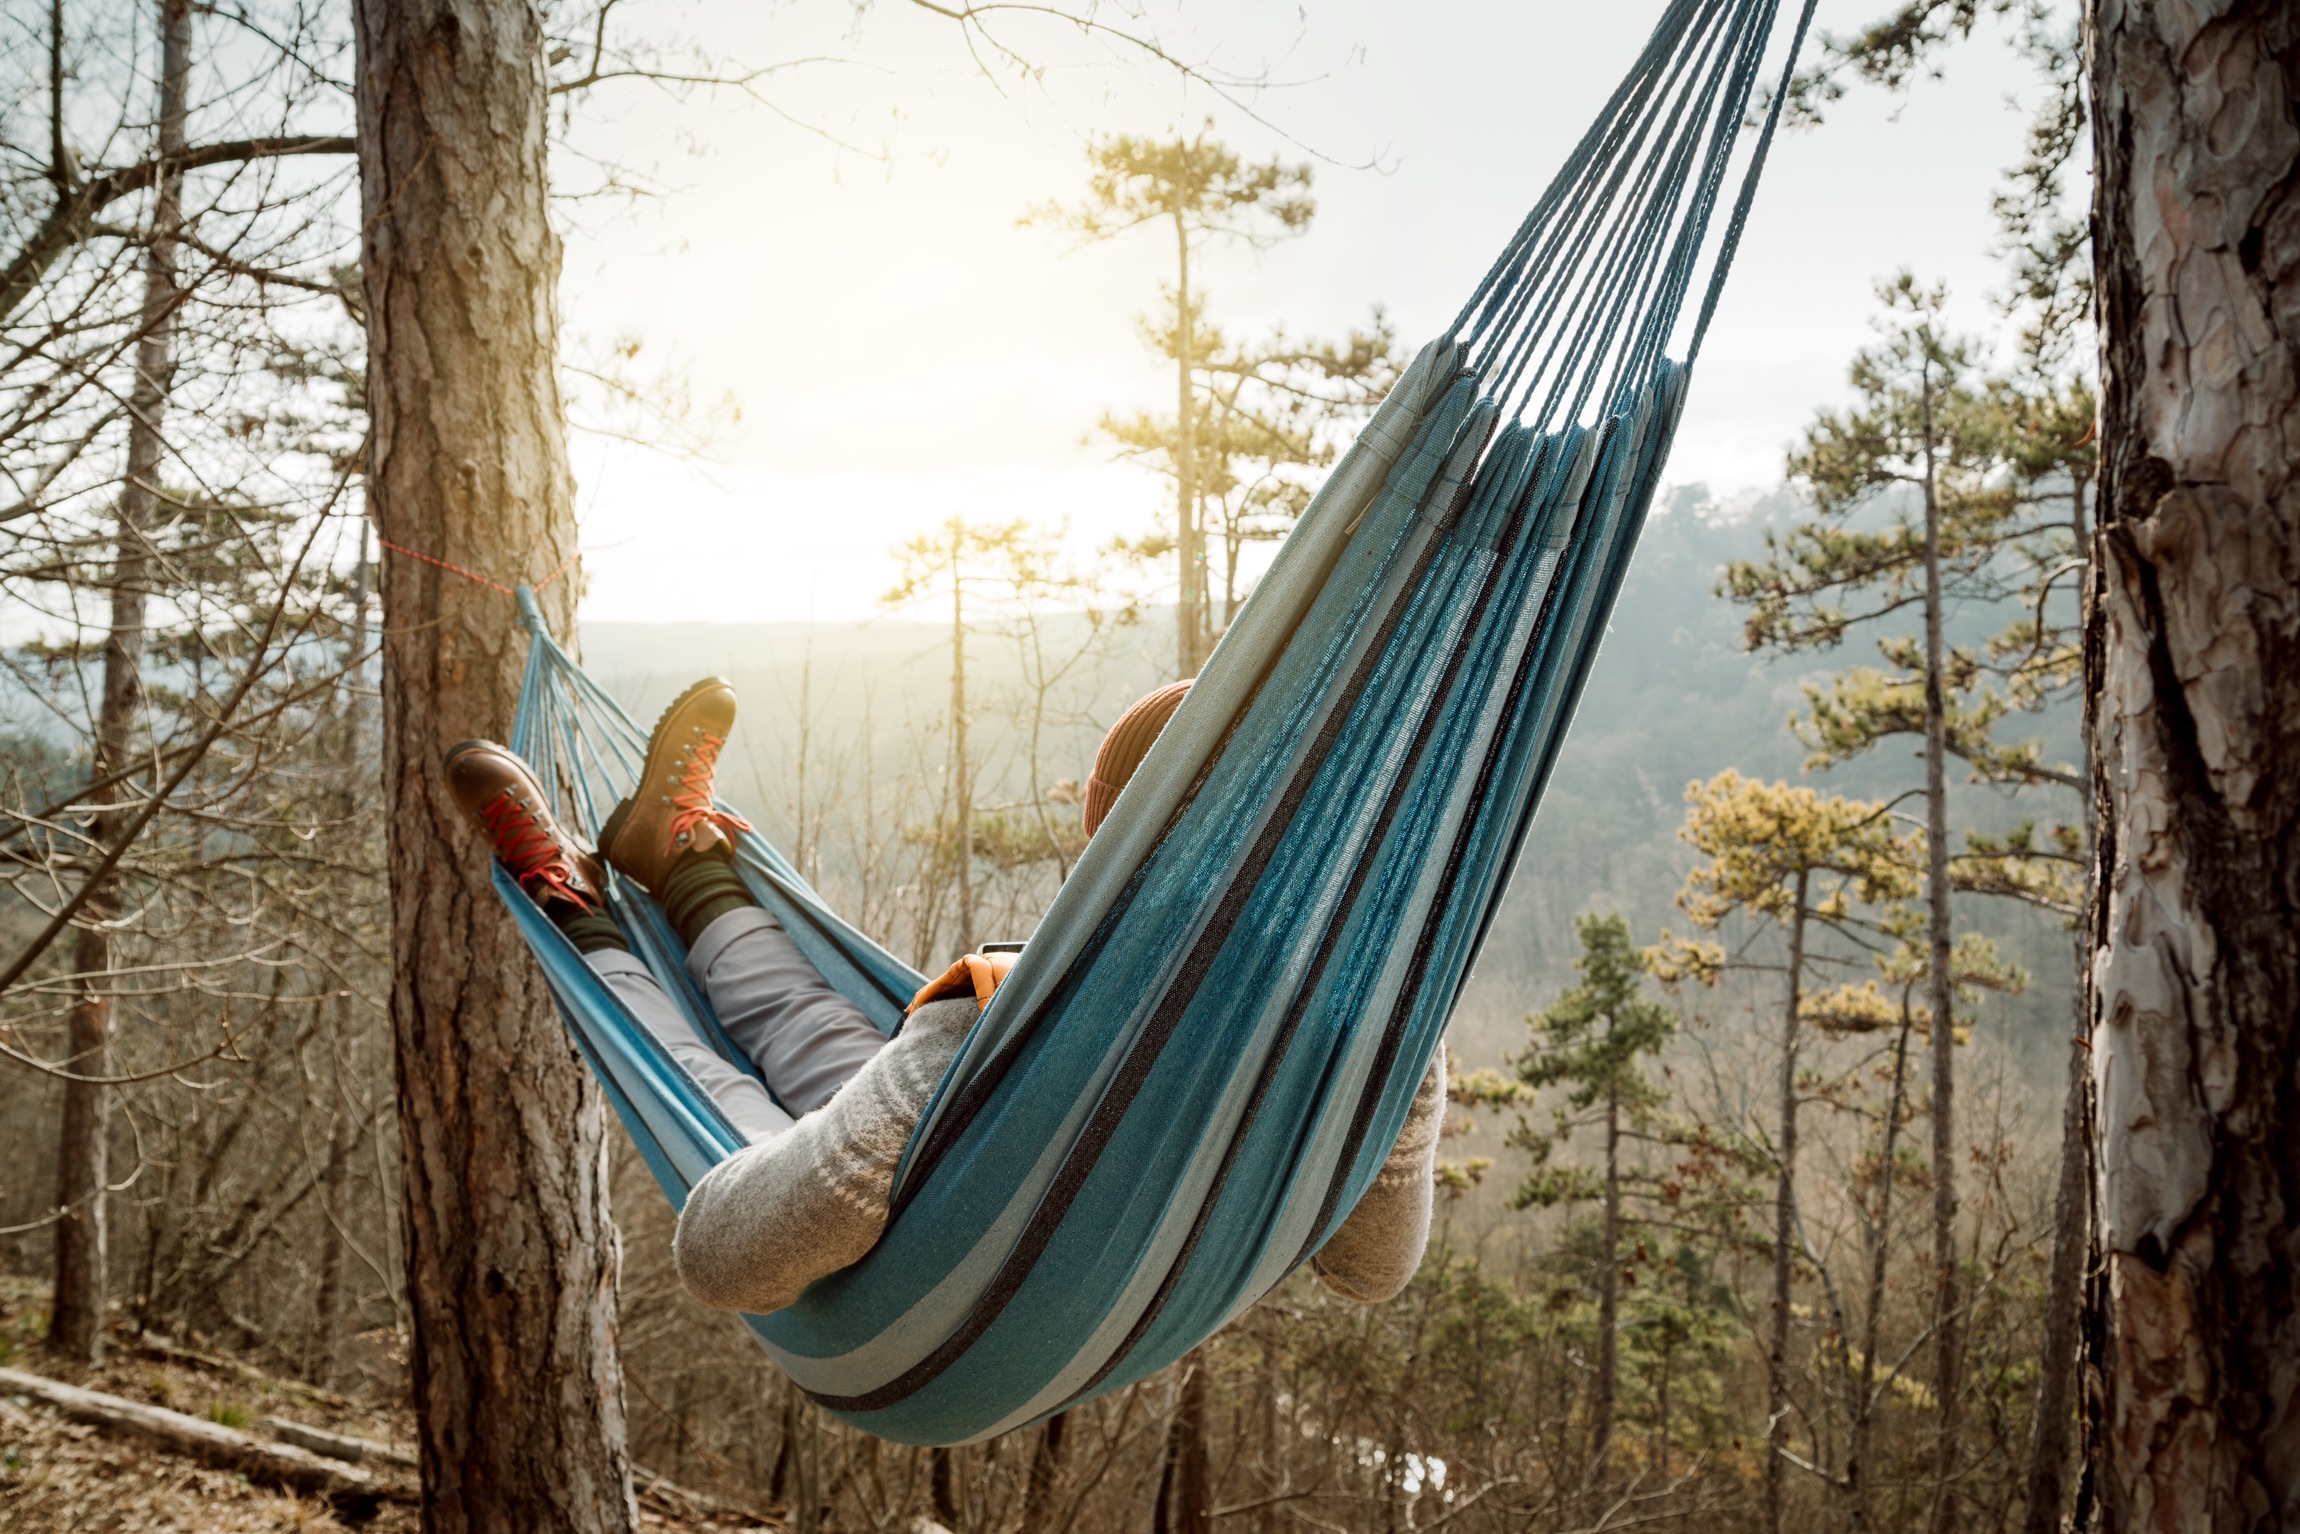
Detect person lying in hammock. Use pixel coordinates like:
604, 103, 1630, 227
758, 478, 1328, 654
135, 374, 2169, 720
444, 677, 1447, 1317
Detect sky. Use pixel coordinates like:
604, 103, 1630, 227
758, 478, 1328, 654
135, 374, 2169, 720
555, 0, 2068, 625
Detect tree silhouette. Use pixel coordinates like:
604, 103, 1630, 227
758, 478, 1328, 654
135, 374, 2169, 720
1028, 129, 1312, 674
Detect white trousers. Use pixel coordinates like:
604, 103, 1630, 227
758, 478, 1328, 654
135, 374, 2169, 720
585, 906, 889, 1142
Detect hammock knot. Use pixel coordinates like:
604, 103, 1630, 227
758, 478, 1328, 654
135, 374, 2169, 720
515, 583, 550, 638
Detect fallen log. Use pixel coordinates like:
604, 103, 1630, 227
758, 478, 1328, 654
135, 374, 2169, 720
135, 1334, 354, 1409
260, 1413, 418, 1469
0, 1365, 402, 1505
4, 1363, 778, 1525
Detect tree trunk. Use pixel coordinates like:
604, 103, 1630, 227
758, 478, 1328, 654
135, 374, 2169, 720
1765, 882, 1807, 1534
49, 0, 191, 1366
2022, 476, 2095, 1534
1918, 360, 1964, 1534
1849, 1001, 1918, 1534
1172, 211, 1202, 677
352, 2, 635, 1529
1018, 1412, 1069, 1534
1655, 1340, 1672, 1479
2085, 3, 2300, 1528
1592, 1078, 1620, 1487
950, 558, 975, 955
308, 535, 372, 1385
930, 1445, 962, 1531
1171, 1351, 1212, 1534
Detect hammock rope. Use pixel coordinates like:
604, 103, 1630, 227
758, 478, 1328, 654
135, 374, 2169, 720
492, 0, 1815, 1448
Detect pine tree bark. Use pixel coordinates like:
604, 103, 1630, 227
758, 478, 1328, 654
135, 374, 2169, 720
1764, 878, 1807, 1534
930, 1445, 962, 1530
1849, 1004, 1918, 1534
1919, 361, 1964, 1534
950, 555, 975, 956
1171, 1351, 1212, 1534
48, 0, 190, 1365
352, 2, 635, 1529
1018, 1412, 1068, 1534
1172, 212, 1203, 676
2085, 2, 2300, 1528
1592, 1078, 1620, 1487
2022, 480, 2095, 1534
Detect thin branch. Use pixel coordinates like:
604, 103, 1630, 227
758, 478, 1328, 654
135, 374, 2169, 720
0, 135, 356, 326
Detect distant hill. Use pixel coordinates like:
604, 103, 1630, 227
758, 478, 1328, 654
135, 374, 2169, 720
585, 482, 2082, 1088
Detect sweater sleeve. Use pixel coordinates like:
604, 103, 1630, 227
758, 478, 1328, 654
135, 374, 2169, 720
672, 996, 977, 1315
1309, 1045, 1447, 1304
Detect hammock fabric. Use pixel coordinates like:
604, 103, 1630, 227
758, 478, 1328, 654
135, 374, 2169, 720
498, 0, 1817, 1448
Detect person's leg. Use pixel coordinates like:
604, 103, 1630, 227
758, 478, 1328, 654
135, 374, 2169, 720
584, 947, 795, 1143
656, 847, 886, 1115
602, 678, 889, 1116
442, 738, 794, 1143
688, 904, 887, 1115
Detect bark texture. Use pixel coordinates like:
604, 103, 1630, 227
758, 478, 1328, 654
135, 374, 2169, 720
1918, 376, 1963, 1534
2022, 934, 2094, 1534
1591, 1080, 1620, 1486
352, 2, 634, 1529
1763, 880, 1806, 1534
2022, 483, 2097, 1534
1165, 1353, 1212, 1534
1017, 1412, 1068, 1534
2086, 3, 2300, 1529
1173, 214, 1206, 676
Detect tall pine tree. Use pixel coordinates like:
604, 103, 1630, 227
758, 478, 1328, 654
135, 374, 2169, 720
1511, 912, 1676, 1488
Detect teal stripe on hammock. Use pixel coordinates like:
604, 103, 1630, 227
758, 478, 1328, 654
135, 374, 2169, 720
779, 391, 1508, 1439
748, 374, 1489, 1403
1052, 425, 1558, 1420
1088, 387, 1666, 1407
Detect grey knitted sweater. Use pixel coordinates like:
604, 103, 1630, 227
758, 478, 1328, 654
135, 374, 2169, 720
673, 998, 1447, 1316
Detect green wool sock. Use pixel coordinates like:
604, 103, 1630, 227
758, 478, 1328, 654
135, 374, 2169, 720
555, 907, 630, 956
662, 848, 756, 948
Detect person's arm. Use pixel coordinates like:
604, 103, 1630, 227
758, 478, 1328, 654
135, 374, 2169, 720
1309, 1045, 1447, 1304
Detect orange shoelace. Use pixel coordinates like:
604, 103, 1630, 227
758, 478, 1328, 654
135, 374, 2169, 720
667, 732, 753, 847
480, 791, 597, 911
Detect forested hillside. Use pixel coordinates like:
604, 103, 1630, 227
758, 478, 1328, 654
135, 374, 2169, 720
584, 485, 2081, 1081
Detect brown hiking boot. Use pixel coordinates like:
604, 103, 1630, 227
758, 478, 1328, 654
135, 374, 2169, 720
445, 740, 607, 912
599, 677, 752, 898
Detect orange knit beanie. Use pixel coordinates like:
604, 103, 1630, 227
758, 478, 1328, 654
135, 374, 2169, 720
1083, 679, 1192, 837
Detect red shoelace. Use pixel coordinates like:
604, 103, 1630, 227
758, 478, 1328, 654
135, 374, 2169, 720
479, 791, 597, 911
667, 731, 753, 847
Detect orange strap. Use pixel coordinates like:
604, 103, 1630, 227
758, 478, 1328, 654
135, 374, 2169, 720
906, 950, 1019, 1015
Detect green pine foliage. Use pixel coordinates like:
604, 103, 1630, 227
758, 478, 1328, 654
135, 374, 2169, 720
1509, 913, 1675, 1209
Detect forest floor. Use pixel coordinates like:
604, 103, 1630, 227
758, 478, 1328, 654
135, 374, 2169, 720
0, 1280, 776, 1533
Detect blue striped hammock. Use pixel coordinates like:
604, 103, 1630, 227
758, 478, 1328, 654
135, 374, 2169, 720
498, 0, 1816, 1447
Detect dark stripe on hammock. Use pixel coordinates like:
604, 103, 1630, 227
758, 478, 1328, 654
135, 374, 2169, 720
1045, 423, 1537, 1413
1294, 407, 1640, 1266
800, 399, 1482, 1416
884, 373, 1483, 1211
